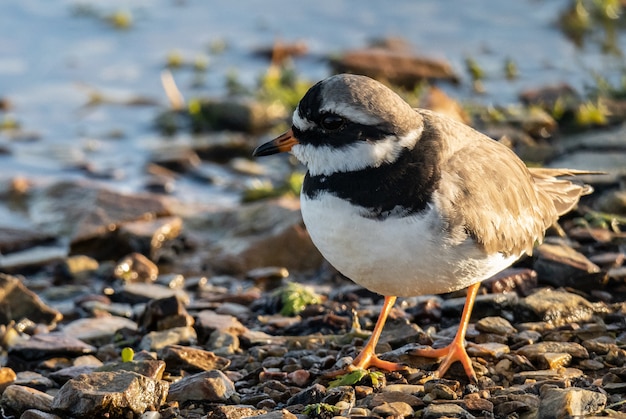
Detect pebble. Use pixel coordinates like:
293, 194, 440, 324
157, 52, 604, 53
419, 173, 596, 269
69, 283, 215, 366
0, 367, 17, 392
372, 401, 414, 417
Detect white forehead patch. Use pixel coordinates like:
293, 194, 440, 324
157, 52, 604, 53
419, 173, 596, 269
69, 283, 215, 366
320, 101, 383, 126
292, 109, 315, 131
291, 128, 422, 176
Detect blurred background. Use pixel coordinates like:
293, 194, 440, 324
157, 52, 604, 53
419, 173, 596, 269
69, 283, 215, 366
1, 0, 625, 213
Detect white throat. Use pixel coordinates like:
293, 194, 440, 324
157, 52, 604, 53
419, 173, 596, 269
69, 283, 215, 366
291, 128, 422, 176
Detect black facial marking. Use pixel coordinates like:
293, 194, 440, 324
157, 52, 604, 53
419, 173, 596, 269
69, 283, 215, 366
303, 124, 442, 220
295, 78, 396, 148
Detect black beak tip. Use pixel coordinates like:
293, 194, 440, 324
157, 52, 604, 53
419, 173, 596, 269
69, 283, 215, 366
252, 142, 277, 157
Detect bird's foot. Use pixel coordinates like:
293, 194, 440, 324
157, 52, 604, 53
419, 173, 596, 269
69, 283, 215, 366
325, 350, 406, 378
411, 340, 477, 383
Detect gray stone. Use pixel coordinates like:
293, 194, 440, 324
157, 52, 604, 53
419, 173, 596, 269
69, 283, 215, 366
516, 288, 596, 326
159, 344, 230, 373
517, 341, 589, 360
60, 316, 138, 345
475, 316, 517, 335
538, 387, 607, 418
20, 410, 63, 419
166, 370, 235, 403
534, 242, 602, 290
139, 326, 197, 351
51, 371, 168, 417
0, 385, 53, 417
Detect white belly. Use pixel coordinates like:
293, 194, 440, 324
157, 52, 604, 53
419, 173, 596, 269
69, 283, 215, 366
301, 193, 519, 297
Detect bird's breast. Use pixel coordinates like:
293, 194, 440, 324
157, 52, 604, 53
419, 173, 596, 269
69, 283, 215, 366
301, 192, 519, 297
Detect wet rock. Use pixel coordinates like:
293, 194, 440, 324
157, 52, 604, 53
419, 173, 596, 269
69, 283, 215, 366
160, 344, 230, 373
515, 288, 596, 326
149, 146, 200, 173
538, 387, 607, 418
51, 371, 168, 417
117, 216, 183, 262
114, 252, 159, 283
60, 316, 138, 346
0, 367, 16, 392
0, 243, 68, 271
534, 243, 602, 289
191, 99, 287, 134
166, 370, 236, 403
0, 273, 62, 325
29, 182, 172, 256
330, 47, 459, 87
519, 83, 580, 111
8, 333, 96, 372
139, 326, 197, 351
0, 384, 53, 417
189, 198, 323, 273
422, 403, 475, 419
0, 226, 55, 255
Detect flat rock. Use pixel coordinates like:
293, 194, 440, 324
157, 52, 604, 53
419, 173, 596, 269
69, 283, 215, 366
517, 341, 589, 360
60, 316, 138, 345
96, 360, 166, 380
0, 273, 62, 325
51, 371, 168, 417
538, 387, 607, 418
139, 326, 197, 351
8, 333, 96, 370
195, 310, 249, 341
210, 405, 268, 419
160, 344, 230, 373
515, 288, 596, 326
29, 181, 172, 243
166, 370, 236, 404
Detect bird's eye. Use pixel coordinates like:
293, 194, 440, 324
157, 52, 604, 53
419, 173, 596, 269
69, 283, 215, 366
320, 114, 345, 131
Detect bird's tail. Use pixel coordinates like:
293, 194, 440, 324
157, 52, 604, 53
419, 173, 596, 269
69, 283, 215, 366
528, 168, 599, 215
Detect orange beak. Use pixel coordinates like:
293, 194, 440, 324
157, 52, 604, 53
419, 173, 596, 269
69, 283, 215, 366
252, 129, 299, 156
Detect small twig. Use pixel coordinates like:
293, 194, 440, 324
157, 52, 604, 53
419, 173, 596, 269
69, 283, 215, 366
160, 69, 185, 110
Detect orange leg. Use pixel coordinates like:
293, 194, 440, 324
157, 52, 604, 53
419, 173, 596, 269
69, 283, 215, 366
348, 296, 405, 372
412, 282, 480, 382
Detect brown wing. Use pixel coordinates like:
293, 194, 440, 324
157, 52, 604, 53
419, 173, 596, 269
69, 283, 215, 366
420, 111, 590, 257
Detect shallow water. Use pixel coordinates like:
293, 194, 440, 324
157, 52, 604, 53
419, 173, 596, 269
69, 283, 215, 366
0, 0, 624, 213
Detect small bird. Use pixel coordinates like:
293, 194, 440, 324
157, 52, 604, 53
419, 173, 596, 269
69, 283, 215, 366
253, 74, 593, 382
